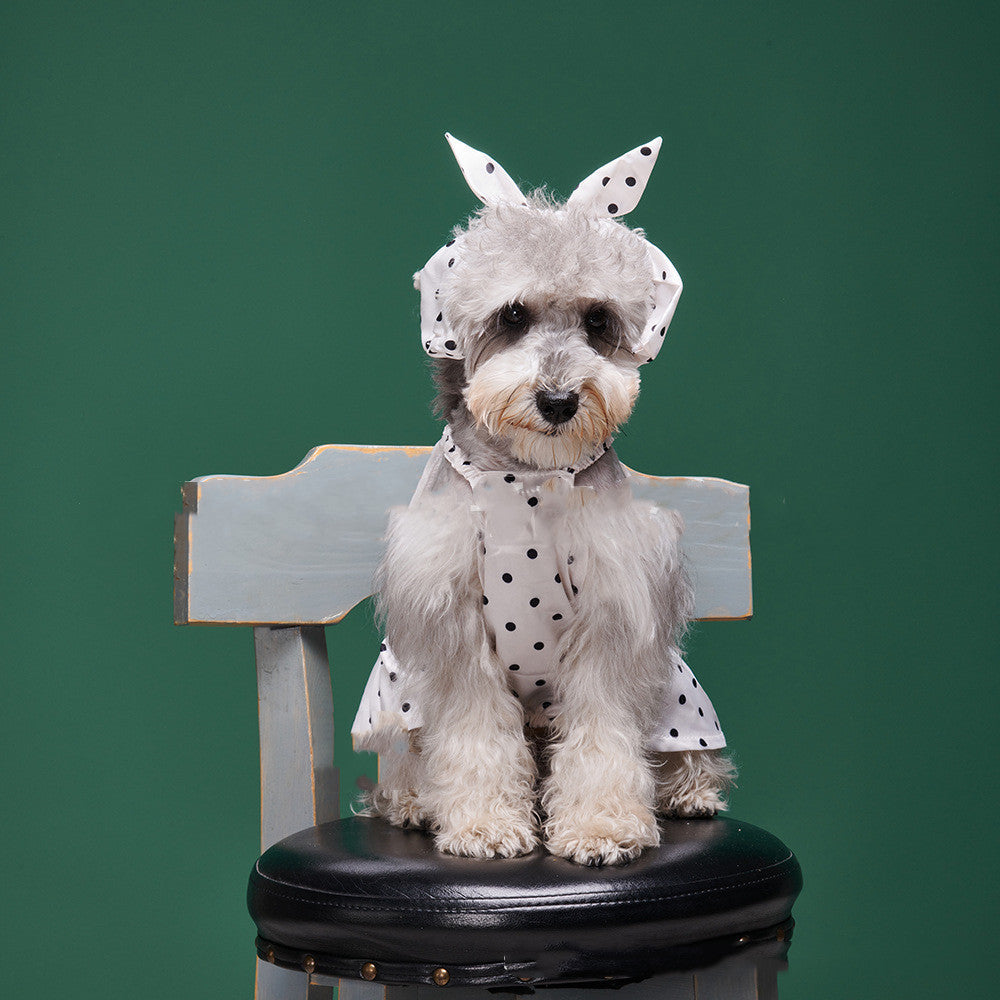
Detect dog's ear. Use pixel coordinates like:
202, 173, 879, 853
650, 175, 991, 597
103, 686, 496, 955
413, 134, 525, 361
632, 242, 682, 364
445, 133, 527, 206
567, 138, 662, 218
567, 137, 683, 363
415, 243, 465, 360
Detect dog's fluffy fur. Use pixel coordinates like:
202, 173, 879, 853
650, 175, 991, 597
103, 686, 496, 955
363, 194, 735, 865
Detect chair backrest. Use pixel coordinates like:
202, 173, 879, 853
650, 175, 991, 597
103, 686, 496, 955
173, 444, 751, 852
174, 444, 751, 627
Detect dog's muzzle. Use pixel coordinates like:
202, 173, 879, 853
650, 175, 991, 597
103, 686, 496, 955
536, 390, 579, 426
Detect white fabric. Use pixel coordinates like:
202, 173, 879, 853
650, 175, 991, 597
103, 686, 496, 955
351, 430, 726, 753
565, 136, 662, 218
414, 134, 683, 366
445, 132, 527, 206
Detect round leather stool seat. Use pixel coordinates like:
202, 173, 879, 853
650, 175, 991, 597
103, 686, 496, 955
248, 815, 802, 988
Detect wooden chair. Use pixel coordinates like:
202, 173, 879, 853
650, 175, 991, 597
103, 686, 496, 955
174, 444, 802, 1000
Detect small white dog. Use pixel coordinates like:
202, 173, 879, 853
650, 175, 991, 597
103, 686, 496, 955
352, 135, 734, 865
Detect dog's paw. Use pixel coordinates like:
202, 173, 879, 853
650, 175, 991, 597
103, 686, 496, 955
660, 787, 726, 818
435, 817, 537, 859
368, 787, 430, 829
545, 810, 660, 866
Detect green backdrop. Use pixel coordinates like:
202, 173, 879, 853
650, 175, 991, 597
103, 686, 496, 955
3, 2, 997, 997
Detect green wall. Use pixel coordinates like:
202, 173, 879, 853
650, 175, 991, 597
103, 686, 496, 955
3, 2, 997, 997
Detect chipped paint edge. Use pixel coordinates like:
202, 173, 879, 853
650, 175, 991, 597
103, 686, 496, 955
193, 443, 434, 484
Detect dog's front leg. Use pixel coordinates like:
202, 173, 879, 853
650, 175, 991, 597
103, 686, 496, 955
541, 677, 660, 866
379, 495, 537, 858
419, 638, 538, 859
540, 557, 664, 866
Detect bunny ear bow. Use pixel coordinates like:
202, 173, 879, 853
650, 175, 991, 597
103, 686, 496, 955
445, 133, 527, 206
566, 136, 662, 218
416, 134, 681, 364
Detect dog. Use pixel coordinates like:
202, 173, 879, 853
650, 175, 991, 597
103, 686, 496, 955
352, 135, 735, 866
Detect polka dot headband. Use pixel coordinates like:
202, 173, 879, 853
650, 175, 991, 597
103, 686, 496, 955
415, 134, 683, 365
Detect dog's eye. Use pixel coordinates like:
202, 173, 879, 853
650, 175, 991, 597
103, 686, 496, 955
500, 303, 529, 329
584, 306, 609, 332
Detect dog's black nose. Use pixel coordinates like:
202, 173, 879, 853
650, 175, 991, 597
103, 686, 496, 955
536, 389, 579, 425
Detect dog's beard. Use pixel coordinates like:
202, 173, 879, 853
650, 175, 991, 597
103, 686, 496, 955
464, 353, 639, 469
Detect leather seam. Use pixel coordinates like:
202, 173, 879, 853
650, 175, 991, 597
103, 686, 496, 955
250, 863, 795, 914
251, 851, 795, 906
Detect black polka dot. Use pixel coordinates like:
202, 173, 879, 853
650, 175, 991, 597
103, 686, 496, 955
504, 474, 516, 483
692, 678, 698, 687
660, 327, 666, 337
670, 728, 679, 738
554, 574, 561, 583
641, 146, 652, 155
436, 312, 442, 322
502, 572, 513, 583
485, 161, 495, 173
402, 703, 410, 712
533, 641, 545, 651
715, 721, 721, 731
446, 239, 455, 247
529, 597, 540, 607
662, 271, 667, 279
424, 341, 430, 349
607, 203, 618, 214
567, 555, 574, 565
448, 258, 455, 267
527, 496, 539, 507
699, 738, 708, 747
698, 707, 704, 717
389, 672, 397, 682
482, 595, 488, 605
448, 446, 455, 452
535, 679, 546, 686
526, 548, 538, 559
601, 176, 610, 186
509, 663, 520, 671
625, 176, 636, 187
571, 585, 579, 595
677, 662, 684, 672
444, 339, 457, 350
567, 468, 575, 474
542, 701, 551, 709
380, 643, 386, 651
679, 694, 687, 705
505, 621, 516, 631
552, 613, 562, 621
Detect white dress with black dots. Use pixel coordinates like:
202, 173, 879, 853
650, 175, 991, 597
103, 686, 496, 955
351, 429, 726, 753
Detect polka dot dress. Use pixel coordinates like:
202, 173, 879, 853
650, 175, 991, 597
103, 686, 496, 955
446, 429, 603, 727
351, 429, 726, 752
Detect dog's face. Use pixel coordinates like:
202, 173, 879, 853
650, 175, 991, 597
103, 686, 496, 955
445, 198, 654, 469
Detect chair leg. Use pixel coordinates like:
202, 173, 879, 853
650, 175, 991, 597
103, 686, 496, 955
338, 982, 396, 1000
255, 957, 334, 999
692, 958, 762, 1000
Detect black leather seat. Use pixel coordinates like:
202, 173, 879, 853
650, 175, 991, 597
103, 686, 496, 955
248, 815, 802, 988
